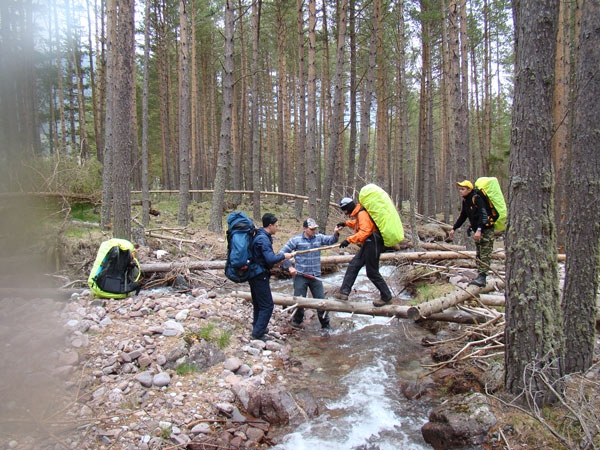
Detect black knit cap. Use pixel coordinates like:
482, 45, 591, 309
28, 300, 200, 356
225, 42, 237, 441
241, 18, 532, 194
262, 213, 278, 227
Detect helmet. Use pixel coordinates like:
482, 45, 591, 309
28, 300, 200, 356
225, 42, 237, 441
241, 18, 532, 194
339, 197, 355, 213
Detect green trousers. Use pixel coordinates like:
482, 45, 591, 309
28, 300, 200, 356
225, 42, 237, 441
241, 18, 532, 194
476, 227, 495, 275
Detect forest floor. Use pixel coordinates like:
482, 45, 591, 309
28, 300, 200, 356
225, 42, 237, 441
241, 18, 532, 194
1, 196, 598, 449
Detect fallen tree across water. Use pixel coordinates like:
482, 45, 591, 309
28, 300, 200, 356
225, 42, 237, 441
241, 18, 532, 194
406, 280, 506, 320
233, 291, 411, 318
139, 249, 515, 274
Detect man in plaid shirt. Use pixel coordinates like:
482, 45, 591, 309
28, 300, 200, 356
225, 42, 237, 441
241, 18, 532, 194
281, 218, 343, 330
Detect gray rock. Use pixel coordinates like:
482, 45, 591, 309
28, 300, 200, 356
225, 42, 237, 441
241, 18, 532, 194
421, 392, 498, 450
137, 354, 153, 368
187, 340, 227, 372
259, 386, 308, 426
236, 364, 252, 376
223, 357, 242, 372
191, 422, 212, 434
153, 372, 171, 387
135, 371, 153, 388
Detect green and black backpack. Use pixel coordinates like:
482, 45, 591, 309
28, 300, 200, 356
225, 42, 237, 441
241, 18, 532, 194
88, 239, 142, 298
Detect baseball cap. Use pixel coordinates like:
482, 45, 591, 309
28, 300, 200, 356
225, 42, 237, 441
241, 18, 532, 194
303, 218, 318, 229
456, 180, 473, 189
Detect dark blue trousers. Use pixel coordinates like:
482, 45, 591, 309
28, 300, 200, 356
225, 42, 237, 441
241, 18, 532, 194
248, 271, 273, 337
292, 275, 329, 327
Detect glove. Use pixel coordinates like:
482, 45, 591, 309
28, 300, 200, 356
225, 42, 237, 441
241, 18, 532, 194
337, 222, 346, 228
340, 239, 349, 248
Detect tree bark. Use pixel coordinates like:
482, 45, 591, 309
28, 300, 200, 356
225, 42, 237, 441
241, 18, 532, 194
251, 0, 262, 220
208, 0, 235, 233
177, 0, 191, 226
138, 249, 514, 273
100, 0, 116, 230
407, 279, 505, 320
294, 0, 307, 217
317, 0, 347, 229
306, 0, 318, 218
141, 0, 151, 227
505, 0, 562, 404
561, 0, 600, 375
233, 291, 410, 318
111, 0, 136, 240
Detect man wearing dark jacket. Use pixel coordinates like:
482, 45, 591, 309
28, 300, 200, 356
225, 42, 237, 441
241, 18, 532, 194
249, 213, 293, 341
333, 197, 393, 306
449, 180, 495, 287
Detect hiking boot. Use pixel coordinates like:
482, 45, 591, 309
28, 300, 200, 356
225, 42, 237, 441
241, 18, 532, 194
469, 274, 487, 287
333, 292, 349, 301
291, 321, 302, 329
251, 333, 273, 342
372, 298, 391, 307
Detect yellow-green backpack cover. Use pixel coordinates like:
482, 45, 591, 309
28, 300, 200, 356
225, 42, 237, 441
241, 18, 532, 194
358, 183, 405, 247
88, 238, 141, 298
475, 177, 507, 231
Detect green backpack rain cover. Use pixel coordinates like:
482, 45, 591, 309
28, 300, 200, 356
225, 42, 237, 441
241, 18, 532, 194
88, 238, 142, 298
358, 183, 405, 247
475, 177, 507, 231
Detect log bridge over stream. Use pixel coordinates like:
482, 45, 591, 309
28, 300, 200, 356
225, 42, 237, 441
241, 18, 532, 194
137, 248, 577, 325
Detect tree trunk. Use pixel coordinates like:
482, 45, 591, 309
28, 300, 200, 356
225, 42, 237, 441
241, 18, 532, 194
561, 0, 600, 375
459, 0, 470, 174
140, 0, 151, 227
344, 0, 357, 197
138, 249, 511, 273
276, 4, 289, 205
306, 0, 318, 219
317, 0, 347, 229
505, 0, 562, 405
111, 0, 136, 240
357, 0, 377, 188
234, 291, 411, 318
251, 0, 262, 221
100, 0, 116, 230
294, 0, 307, 218
440, 0, 453, 224
407, 279, 504, 320
551, 0, 572, 253
208, 0, 235, 233
177, 0, 191, 227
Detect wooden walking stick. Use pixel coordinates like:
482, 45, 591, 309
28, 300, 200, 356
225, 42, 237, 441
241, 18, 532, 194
291, 244, 341, 256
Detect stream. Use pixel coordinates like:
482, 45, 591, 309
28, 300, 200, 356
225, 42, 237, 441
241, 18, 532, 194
269, 266, 436, 449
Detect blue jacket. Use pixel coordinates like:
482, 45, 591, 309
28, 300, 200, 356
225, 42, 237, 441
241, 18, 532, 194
252, 228, 285, 274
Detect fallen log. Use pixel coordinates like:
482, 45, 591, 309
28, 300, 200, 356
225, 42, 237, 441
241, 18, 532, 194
478, 294, 506, 307
138, 249, 569, 273
406, 279, 506, 320
421, 310, 490, 324
232, 291, 411, 318
139, 250, 507, 273
403, 242, 466, 252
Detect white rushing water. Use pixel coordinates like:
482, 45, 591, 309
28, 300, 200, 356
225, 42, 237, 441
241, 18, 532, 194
272, 358, 431, 449
270, 265, 435, 449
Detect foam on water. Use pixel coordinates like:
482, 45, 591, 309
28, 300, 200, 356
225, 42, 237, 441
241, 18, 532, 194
272, 355, 431, 450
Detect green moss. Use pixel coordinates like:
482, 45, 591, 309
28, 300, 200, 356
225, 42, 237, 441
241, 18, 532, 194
175, 363, 198, 376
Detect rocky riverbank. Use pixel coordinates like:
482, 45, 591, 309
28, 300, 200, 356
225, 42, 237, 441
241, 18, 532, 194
0, 283, 332, 449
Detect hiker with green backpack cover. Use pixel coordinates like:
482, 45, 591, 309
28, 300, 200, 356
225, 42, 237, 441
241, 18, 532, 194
449, 179, 500, 287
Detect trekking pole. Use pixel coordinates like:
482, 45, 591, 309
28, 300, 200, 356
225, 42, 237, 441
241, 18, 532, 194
292, 244, 341, 256
295, 271, 338, 286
